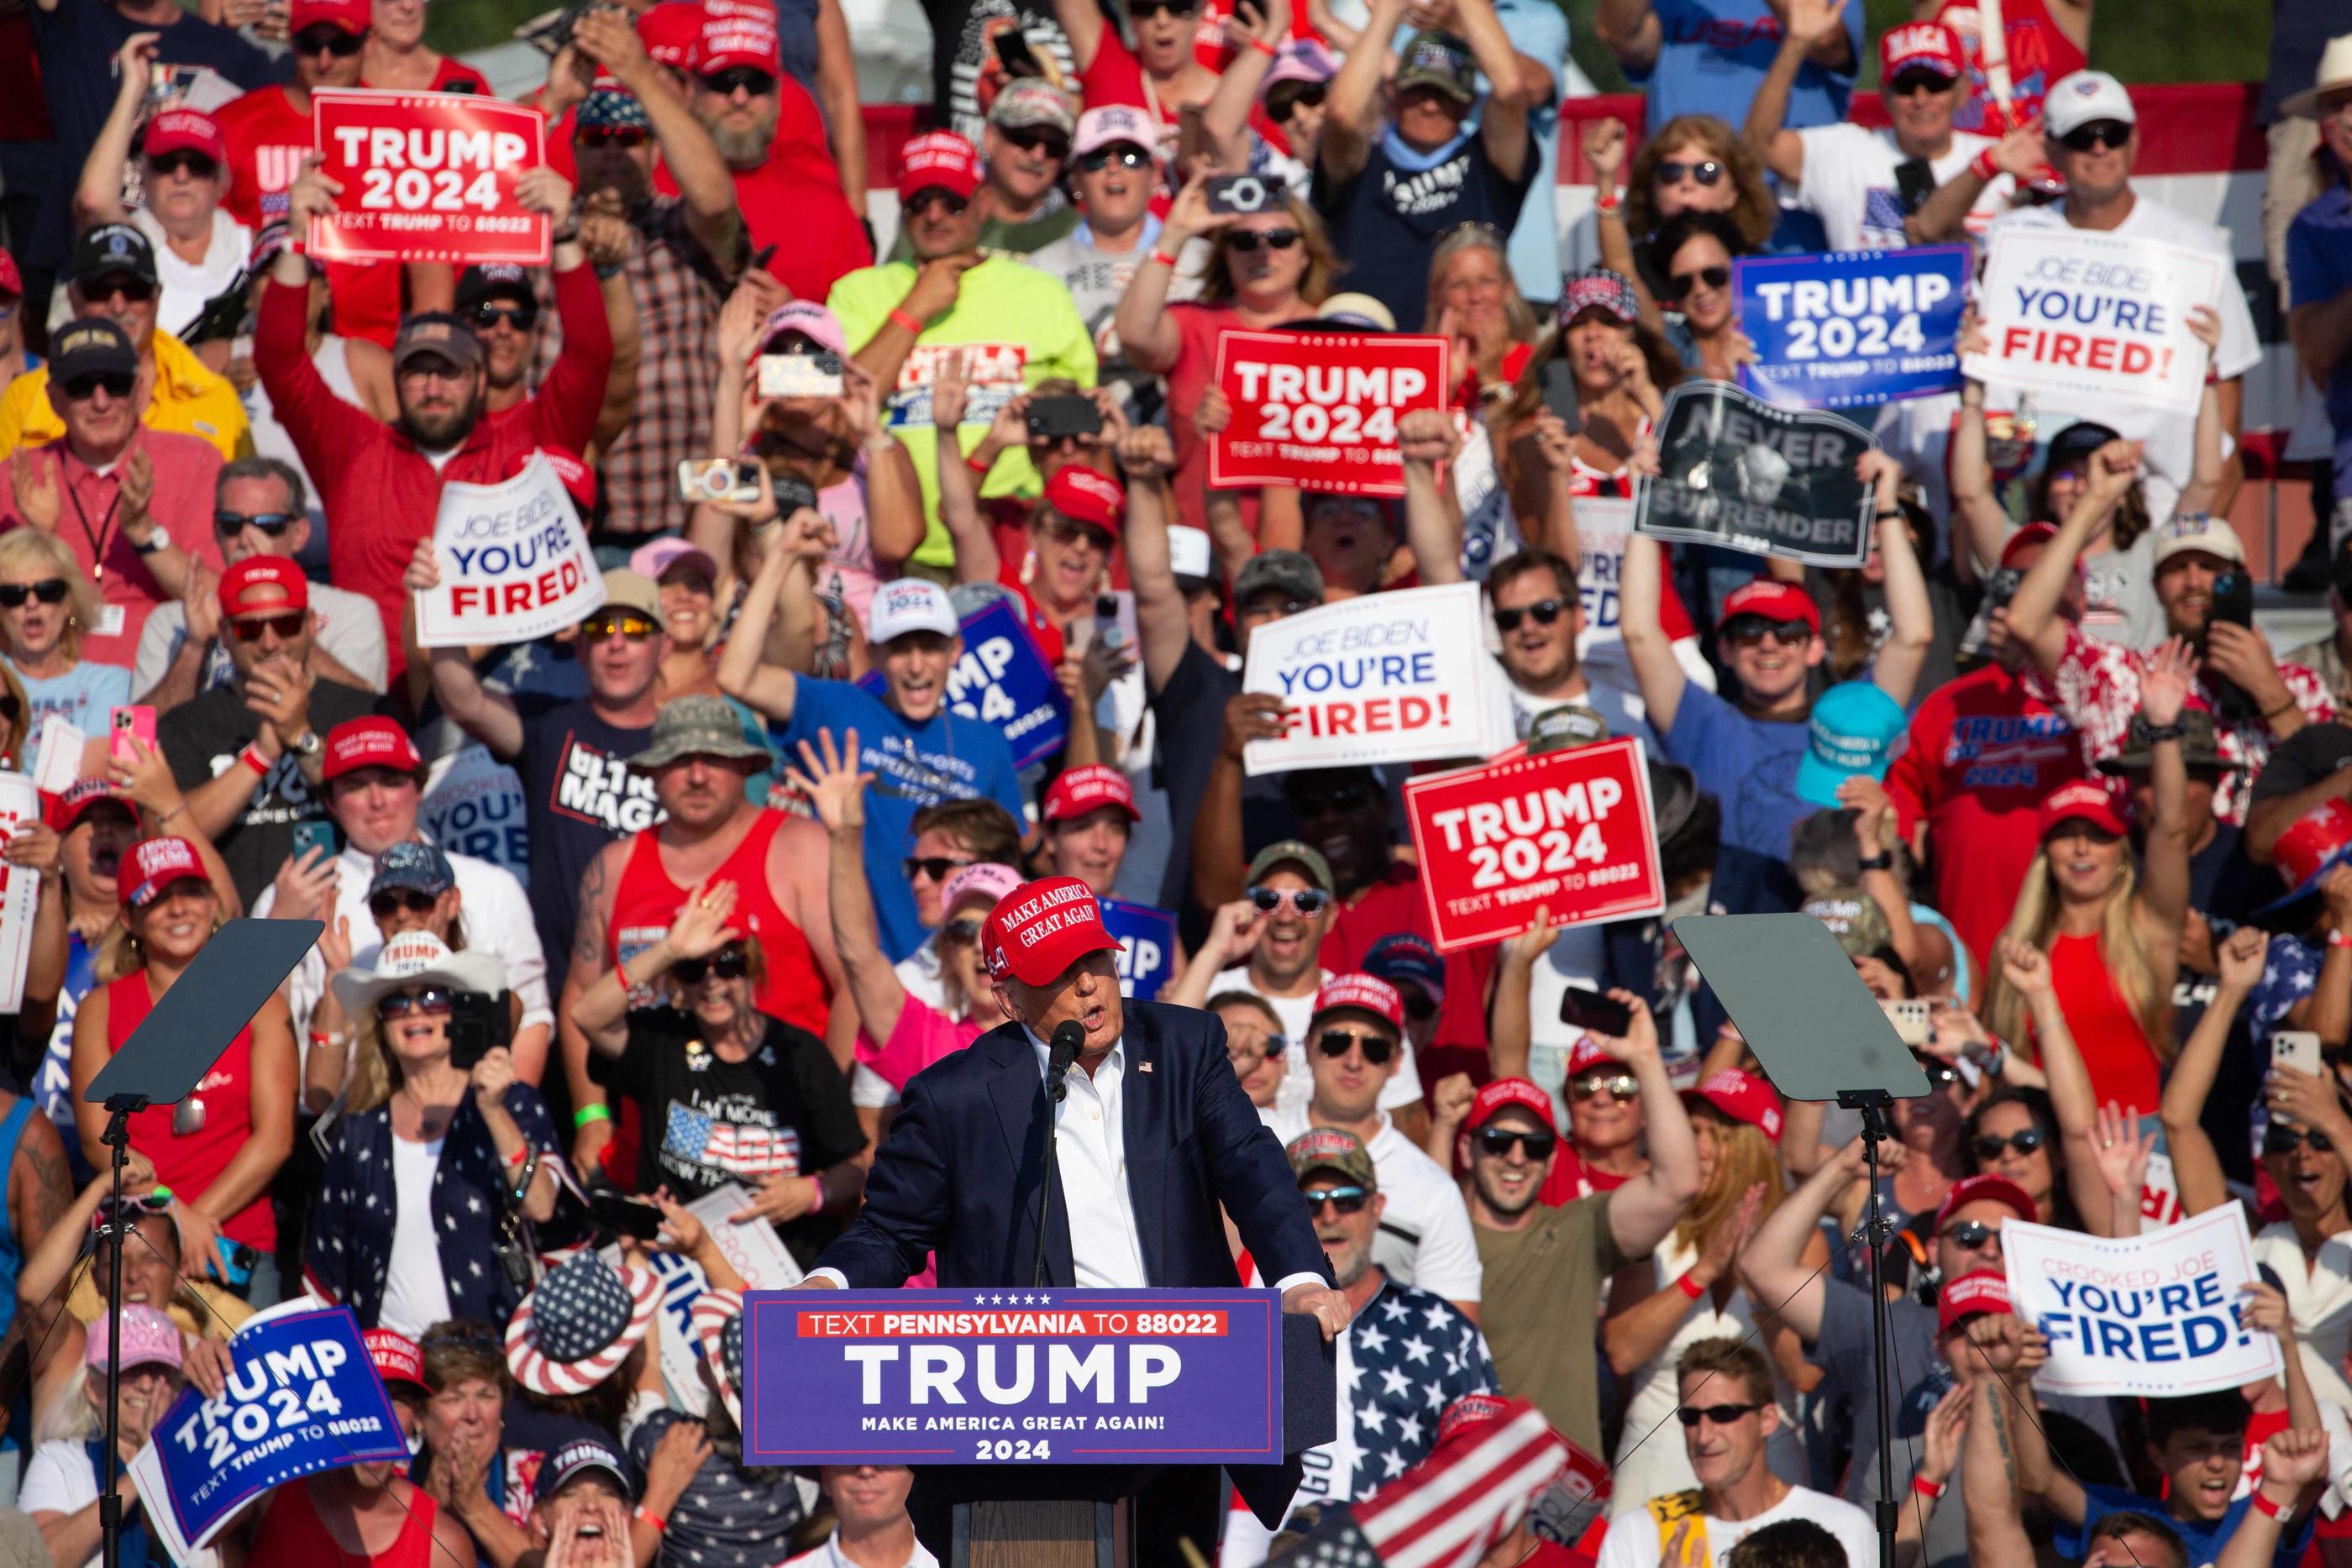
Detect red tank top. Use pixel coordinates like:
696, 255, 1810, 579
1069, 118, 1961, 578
104, 972, 274, 1250
250, 1476, 440, 1568
2040, 931, 2162, 1113
1930, 0, 2088, 135
606, 810, 831, 1037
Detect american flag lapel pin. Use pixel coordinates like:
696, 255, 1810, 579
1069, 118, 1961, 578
1137, 1061, 1153, 1073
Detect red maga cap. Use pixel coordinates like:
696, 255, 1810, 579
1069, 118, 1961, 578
218, 556, 309, 616
1467, 1077, 1557, 1135
1682, 1070, 1782, 1142
1043, 764, 1139, 824
1932, 1173, 2036, 1235
1937, 1269, 2012, 1334
365, 1327, 428, 1394
118, 836, 206, 910
2038, 779, 2129, 840
1880, 20, 1964, 81
1715, 579, 1821, 637
636, 3, 705, 68
1045, 467, 1126, 533
2271, 799, 2352, 894
144, 108, 228, 166
983, 875, 1124, 985
696, 1, 780, 75
323, 716, 423, 782
896, 132, 982, 202
49, 777, 129, 835
288, 0, 370, 34
1311, 973, 1404, 1030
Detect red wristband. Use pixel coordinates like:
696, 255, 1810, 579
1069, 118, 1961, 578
968, 451, 995, 478
633, 1507, 668, 1533
1912, 1474, 1946, 1501
888, 307, 925, 335
2251, 1489, 2286, 1520
1677, 1272, 1706, 1300
1971, 147, 2000, 183
504, 1146, 528, 1169
1148, 248, 1181, 269
239, 743, 270, 777
1250, 34, 1278, 55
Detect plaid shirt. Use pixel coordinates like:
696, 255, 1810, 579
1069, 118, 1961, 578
532, 195, 744, 538
2039, 624, 2336, 824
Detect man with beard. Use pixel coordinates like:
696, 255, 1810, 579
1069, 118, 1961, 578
259, 155, 612, 674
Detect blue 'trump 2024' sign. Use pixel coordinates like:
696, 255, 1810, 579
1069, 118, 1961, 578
1737, 246, 1970, 410
742, 1288, 1283, 1465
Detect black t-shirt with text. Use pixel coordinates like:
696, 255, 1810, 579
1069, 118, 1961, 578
512, 693, 662, 993
1313, 127, 1536, 333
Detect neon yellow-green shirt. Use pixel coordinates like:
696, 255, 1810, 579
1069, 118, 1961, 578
827, 254, 1095, 570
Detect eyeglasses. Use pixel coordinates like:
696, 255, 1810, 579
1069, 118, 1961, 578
1675, 1403, 1764, 1428
60, 371, 134, 401
230, 611, 306, 641
0, 579, 68, 608
906, 855, 975, 883
579, 614, 656, 642
471, 302, 538, 333
2061, 120, 2131, 153
215, 510, 298, 537
577, 125, 651, 149
1660, 265, 1730, 302
1043, 517, 1114, 551
81, 277, 156, 305
942, 915, 985, 945
1268, 84, 1326, 118
1656, 160, 1723, 187
672, 946, 750, 984
1126, 0, 1199, 15
702, 67, 778, 97
1721, 618, 1811, 648
295, 24, 365, 55
1972, 1128, 2046, 1160
1315, 1028, 1394, 1065
1493, 597, 1568, 633
1225, 228, 1301, 254
149, 150, 218, 180
1942, 1219, 2004, 1252
1300, 1185, 1369, 1216
1076, 145, 1152, 174
2265, 1125, 2337, 1156
1248, 885, 1330, 916
369, 889, 438, 921
906, 191, 969, 218
377, 987, 455, 1020
1571, 1072, 1638, 1104
1476, 1126, 1557, 1160
1001, 126, 1071, 161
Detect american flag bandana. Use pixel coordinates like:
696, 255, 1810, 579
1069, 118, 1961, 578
663, 1103, 801, 1177
1341, 1398, 1568, 1568
1862, 186, 1909, 235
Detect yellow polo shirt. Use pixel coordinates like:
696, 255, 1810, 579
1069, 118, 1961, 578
0, 328, 252, 462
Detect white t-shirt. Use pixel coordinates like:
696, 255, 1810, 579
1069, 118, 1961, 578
780, 1532, 940, 1568
1210, 965, 1425, 1115
1788, 124, 2009, 251
377, 1134, 454, 1337
1593, 1484, 1876, 1568
1261, 1104, 1483, 1303
21, 1440, 219, 1568
129, 206, 252, 343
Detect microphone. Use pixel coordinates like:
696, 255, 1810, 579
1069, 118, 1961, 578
1044, 1020, 1084, 1104
1033, 1020, 1087, 1287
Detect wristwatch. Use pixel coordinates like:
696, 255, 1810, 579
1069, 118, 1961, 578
289, 729, 323, 761
1856, 852, 1893, 871
129, 530, 166, 555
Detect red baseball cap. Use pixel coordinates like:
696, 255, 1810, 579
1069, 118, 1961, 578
1932, 1173, 2036, 1235
288, 0, 370, 34
323, 716, 423, 783
2038, 779, 2129, 840
1467, 1077, 1557, 1135
1936, 1269, 2012, 1334
1310, 973, 1404, 1030
365, 1328, 428, 1396
48, 777, 129, 835
697, 3, 781, 76
0, 247, 20, 301
118, 836, 207, 910
144, 108, 228, 167
1714, 579, 1821, 637
897, 131, 982, 202
1566, 1038, 1619, 1077
1880, 21, 1964, 81
2271, 799, 2352, 904
1681, 1070, 1783, 1142
1045, 468, 1126, 534
982, 875, 1125, 985
1998, 522, 2060, 569
1044, 764, 1139, 824
218, 556, 309, 616
533, 446, 599, 511
636, 3, 705, 69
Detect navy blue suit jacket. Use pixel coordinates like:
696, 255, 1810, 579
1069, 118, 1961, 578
814, 999, 1331, 1293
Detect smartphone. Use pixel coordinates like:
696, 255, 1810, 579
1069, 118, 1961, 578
447, 989, 514, 1072
1881, 997, 1933, 1048
2274, 1030, 2325, 1080
1026, 395, 1103, 443
1983, 564, 2024, 611
758, 352, 843, 399
992, 26, 1043, 78
591, 1193, 665, 1241
110, 705, 155, 763
1177, 103, 1208, 169
291, 820, 338, 865
1095, 590, 1137, 656
1558, 987, 1633, 1037
2209, 569, 2254, 629
774, 474, 820, 517
677, 459, 764, 505
1204, 172, 1284, 217
214, 1238, 257, 1291
1536, 356, 1582, 435
1894, 156, 1936, 216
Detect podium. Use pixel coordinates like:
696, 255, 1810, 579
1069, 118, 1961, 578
739, 1290, 1338, 1568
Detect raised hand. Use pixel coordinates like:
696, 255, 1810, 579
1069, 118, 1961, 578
2092, 1101, 2149, 1199
2139, 636, 2197, 728
1582, 118, 1628, 190
1919, 1382, 1971, 1487
1996, 936, 2055, 1001
1578, 990, 1660, 1067
930, 347, 973, 432
1398, 408, 1458, 468
2216, 924, 2269, 991
664, 878, 743, 960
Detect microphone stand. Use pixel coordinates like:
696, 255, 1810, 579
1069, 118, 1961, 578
1031, 1031, 1080, 1289
1839, 1088, 1898, 1568
98, 1093, 146, 1568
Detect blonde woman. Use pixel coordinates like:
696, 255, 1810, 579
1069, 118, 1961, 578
1982, 642, 2194, 1111
0, 529, 127, 737
1425, 224, 1541, 403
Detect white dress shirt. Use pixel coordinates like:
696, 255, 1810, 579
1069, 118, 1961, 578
781, 1529, 939, 1568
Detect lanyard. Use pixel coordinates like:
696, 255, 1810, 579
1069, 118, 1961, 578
60, 458, 123, 586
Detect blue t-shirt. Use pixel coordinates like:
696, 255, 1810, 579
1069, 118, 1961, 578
775, 677, 1026, 962
1662, 683, 1809, 914
2287, 182, 2352, 486
4, 657, 129, 742
1623, 0, 1863, 137
2065, 1482, 2312, 1568
1491, 0, 1570, 297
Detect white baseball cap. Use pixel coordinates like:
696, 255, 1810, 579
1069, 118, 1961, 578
2150, 512, 2245, 569
866, 578, 960, 644
2044, 70, 2137, 139
1167, 525, 1215, 582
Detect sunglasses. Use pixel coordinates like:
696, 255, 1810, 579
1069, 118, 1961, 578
1676, 1403, 1764, 1428
1476, 1126, 1558, 1160
1315, 1028, 1395, 1065
906, 191, 969, 218
1972, 1128, 2046, 1160
1888, 70, 1954, 97
577, 125, 651, 149
215, 510, 298, 537
579, 614, 656, 642
60, 372, 134, 401
0, 579, 68, 608
1268, 84, 1326, 118
1942, 1219, 2003, 1252
2265, 1125, 2337, 1156
942, 915, 986, 945
369, 889, 438, 921
672, 947, 751, 984
1571, 1072, 1638, 1104
1226, 228, 1302, 254
230, 611, 305, 641
82, 277, 156, 305
149, 150, 218, 180
1294, 781, 1378, 815
377, 987, 455, 1020
1721, 618, 1811, 648
1076, 145, 1152, 174
2061, 120, 2131, 153
703, 67, 778, 97
92, 1188, 176, 1231
905, 854, 976, 883
1126, 0, 1199, 15
1001, 126, 1071, 161
1656, 160, 1723, 187
1043, 517, 1114, 551
296, 24, 365, 54
1660, 265, 1731, 302
472, 302, 538, 333
1493, 597, 1568, 633
1300, 1185, 1369, 1216
1248, 885, 1330, 916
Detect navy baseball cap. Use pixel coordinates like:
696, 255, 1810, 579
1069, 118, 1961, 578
370, 842, 454, 899
1363, 933, 1445, 1004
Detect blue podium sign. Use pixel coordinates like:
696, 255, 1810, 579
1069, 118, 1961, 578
742, 1288, 1284, 1466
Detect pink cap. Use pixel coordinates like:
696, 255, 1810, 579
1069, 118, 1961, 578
636, 3, 705, 69
1043, 764, 1139, 824
1259, 37, 1339, 97
323, 716, 423, 782
1937, 1269, 2012, 1333
1880, 21, 1964, 81
1467, 1077, 1557, 1135
1045, 468, 1126, 533
1682, 1070, 1783, 1142
1074, 105, 1157, 160
942, 861, 1024, 915
144, 108, 228, 166
983, 875, 1126, 985
86, 1304, 182, 1373
1311, 973, 1404, 1030
897, 131, 982, 202
219, 555, 309, 616
759, 299, 848, 359
118, 837, 207, 910
2038, 779, 2129, 840
288, 0, 369, 34
365, 1327, 428, 1393
630, 538, 722, 586
696, 1, 780, 75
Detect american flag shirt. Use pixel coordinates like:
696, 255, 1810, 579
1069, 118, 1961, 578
1309, 1281, 1498, 1513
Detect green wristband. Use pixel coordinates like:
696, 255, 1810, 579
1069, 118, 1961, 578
574, 1104, 612, 1130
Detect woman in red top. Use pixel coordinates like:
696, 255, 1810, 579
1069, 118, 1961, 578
1982, 642, 2193, 1112
360, 0, 493, 93
68, 837, 296, 1303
